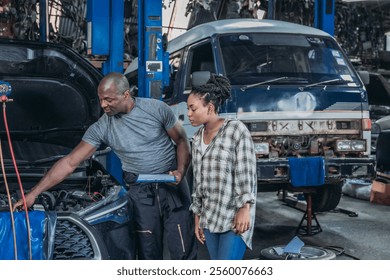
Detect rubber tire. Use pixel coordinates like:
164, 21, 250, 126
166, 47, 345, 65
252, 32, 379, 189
376, 131, 390, 171
260, 245, 336, 260
307, 183, 342, 212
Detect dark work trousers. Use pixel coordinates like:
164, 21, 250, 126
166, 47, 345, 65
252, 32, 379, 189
124, 172, 197, 260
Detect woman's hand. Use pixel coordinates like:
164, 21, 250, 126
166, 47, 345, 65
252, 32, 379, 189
194, 214, 205, 244
232, 203, 251, 234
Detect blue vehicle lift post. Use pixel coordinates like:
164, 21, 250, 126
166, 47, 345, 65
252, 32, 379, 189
39, 0, 48, 42
86, 0, 125, 183
267, 0, 275, 20
267, 0, 335, 37
314, 0, 335, 36
86, 0, 169, 182
138, 0, 170, 99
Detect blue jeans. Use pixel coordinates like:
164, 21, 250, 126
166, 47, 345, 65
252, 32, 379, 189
203, 229, 246, 260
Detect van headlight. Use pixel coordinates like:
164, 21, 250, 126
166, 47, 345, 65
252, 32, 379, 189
336, 140, 366, 152
254, 142, 269, 155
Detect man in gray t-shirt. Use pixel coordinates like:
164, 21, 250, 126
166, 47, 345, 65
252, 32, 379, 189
83, 97, 177, 175
14, 72, 197, 260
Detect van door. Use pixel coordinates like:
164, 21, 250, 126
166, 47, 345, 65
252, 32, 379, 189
167, 40, 216, 139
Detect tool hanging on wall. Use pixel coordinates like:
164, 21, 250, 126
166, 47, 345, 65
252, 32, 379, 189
0, 81, 32, 260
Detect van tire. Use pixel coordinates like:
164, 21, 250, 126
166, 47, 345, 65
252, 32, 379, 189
260, 245, 336, 260
307, 183, 342, 212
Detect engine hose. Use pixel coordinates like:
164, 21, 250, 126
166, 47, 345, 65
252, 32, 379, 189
2, 102, 32, 260
0, 140, 18, 259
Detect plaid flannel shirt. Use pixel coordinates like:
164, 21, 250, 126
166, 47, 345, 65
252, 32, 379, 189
189, 119, 257, 248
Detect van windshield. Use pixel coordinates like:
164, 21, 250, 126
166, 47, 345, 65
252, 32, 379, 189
219, 33, 360, 86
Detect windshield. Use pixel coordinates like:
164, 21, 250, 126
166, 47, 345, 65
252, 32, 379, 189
219, 33, 360, 86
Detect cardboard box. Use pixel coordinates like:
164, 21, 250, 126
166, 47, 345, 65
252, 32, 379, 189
370, 180, 390, 206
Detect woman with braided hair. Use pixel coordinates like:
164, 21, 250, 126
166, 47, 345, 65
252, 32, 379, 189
187, 74, 257, 260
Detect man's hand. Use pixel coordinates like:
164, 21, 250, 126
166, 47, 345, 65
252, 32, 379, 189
13, 192, 36, 211
168, 169, 183, 186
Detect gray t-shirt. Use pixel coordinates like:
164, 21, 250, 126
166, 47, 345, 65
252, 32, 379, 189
82, 97, 177, 174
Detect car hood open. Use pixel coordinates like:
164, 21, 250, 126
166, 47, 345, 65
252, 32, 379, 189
0, 39, 103, 156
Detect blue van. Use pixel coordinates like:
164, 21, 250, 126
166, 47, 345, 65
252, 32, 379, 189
163, 18, 375, 212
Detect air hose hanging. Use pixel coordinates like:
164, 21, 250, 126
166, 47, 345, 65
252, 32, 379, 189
1, 81, 32, 260
0, 140, 18, 259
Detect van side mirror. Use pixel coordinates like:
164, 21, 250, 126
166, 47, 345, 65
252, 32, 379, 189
358, 70, 370, 85
191, 71, 211, 87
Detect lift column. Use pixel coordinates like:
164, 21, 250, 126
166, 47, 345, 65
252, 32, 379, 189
86, 0, 125, 183
314, 0, 335, 36
137, 0, 169, 99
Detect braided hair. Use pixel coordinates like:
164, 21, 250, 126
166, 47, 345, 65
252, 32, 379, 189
191, 74, 231, 113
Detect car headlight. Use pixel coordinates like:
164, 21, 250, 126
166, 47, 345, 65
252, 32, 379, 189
254, 142, 269, 155
336, 140, 366, 152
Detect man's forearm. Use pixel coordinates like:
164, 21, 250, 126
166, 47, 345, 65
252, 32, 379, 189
176, 140, 191, 174
29, 156, 77, 197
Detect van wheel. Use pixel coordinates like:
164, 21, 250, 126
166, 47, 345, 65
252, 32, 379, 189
306, 183, 342, 212
260, 245, 336, 260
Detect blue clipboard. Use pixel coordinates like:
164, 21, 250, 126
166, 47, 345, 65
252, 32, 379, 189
136, 174, 176, 183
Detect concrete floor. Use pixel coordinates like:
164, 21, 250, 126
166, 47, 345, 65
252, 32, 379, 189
196, 191, 390, 260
